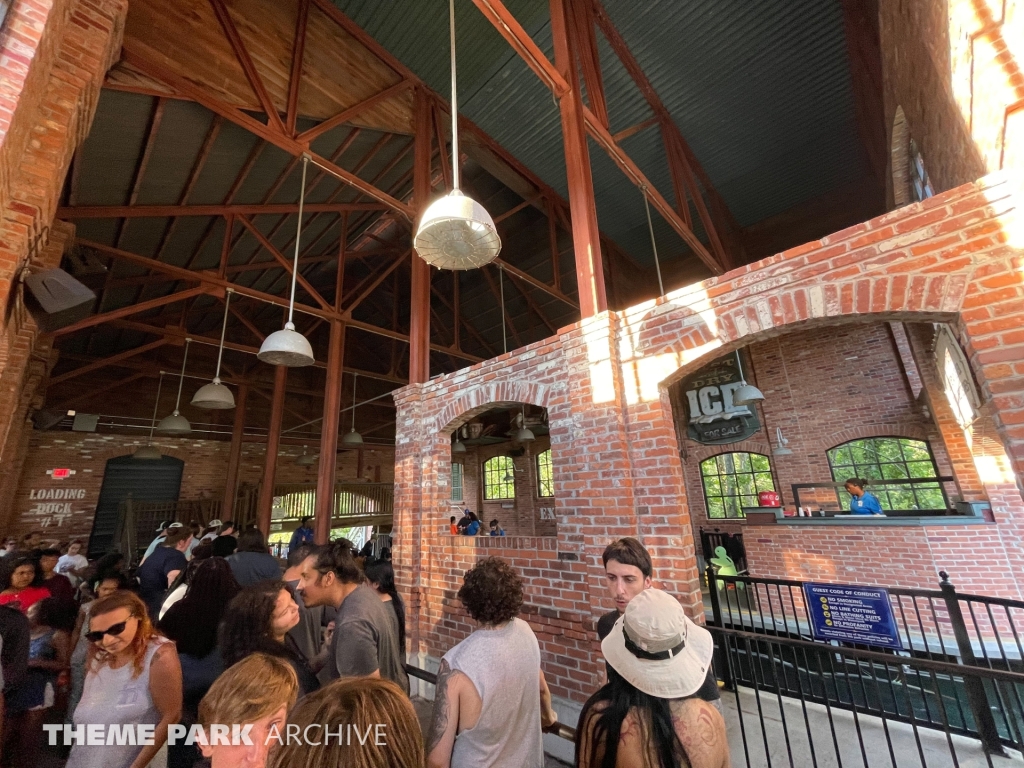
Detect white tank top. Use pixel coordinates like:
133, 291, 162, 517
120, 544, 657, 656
443, 618, 544, 768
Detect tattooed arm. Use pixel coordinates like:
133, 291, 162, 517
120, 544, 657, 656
427, 659, 462, 768
671, 698, 730, 768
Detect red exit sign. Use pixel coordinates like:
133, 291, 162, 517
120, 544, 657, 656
50, 468, 71, 479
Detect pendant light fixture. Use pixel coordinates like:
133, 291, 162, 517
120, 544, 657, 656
452, 426, 467, 454
296, 446, 318, 466
732, 349, 764, 406
133, 373, 164, 460
157, 339, 193, 435
258, 156, 316, 367
341, 371, 363, 446
514, 406, 535, 442
773, 427, 793, 456
413, 0, 501, 270
192, 289, 236, 409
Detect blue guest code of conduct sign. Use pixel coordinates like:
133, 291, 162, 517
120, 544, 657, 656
803, 582, 903, 650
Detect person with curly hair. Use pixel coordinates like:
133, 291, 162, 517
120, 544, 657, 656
267, 677, 423, 768
219, 580, 319, 696
0, 557, 50, 614
67, 590, 182, 768
426, 557, 557, 768
296, 542, 408, 693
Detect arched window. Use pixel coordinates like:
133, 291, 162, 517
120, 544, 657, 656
827, 437, 945, 511
699, 452, 776, 519
536, 449, 554, 497
483, 456, 515, 500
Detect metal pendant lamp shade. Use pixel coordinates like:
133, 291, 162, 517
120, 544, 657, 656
413, 0, 500, 271
452, 425, 467, 453
514, 407, 535, 442
158, 340, 193, 435
342, 371, 363, 445
296, 448, 318, 466
773, 427, 793, 456
732, 350, 764, 406
134, 373, 165, 460
192, 290, 236, 409
258, 156, 315, 367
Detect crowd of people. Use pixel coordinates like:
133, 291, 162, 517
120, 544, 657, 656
448, 509, 505, 537
0, 521, 727, 768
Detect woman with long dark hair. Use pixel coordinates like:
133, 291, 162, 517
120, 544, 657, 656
576, 589, 728, 768
226, 529, 282, 586
219, 580, 319, 695
0, 557, 49, 613
365, 559, 406, 657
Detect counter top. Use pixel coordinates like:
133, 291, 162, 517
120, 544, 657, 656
743, 508, 991, 527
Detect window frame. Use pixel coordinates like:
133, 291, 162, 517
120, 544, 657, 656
699, 451, 777, 519
482, 455, 516, 501
536, 449, 554, 498
450, 462, 464, 501
827, 436, 947, 512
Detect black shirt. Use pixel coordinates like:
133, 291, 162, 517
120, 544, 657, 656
596, 608, 720, 703
0, 605, 29, 692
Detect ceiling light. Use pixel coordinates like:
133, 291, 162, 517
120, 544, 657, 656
514, 406, 534, 442
157, 340, 192, 435
452, 439, 466, 453
412, 0, 500, 270
732, 350, 764, 406
192, 289, 235, 409
296, 448, 318, 466
773, 427, 793, 456
258, 156, 315, 367
342, 371, 362, 445
134, 373, 164, 460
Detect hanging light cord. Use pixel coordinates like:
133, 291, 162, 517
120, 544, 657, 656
174, 340, 191, 413
642, 186, 665, 297
351, 372, 358, 431
287, 157, 310, 328
148, 373, 164, 442
499, 264, 507, 354
449, 0, 460, 191
735, 349, 746, 383
214, 290, 231, 382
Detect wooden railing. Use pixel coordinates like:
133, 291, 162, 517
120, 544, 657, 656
270, 482, 393, 524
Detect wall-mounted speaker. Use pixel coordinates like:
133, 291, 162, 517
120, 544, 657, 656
23, 268, 96, 332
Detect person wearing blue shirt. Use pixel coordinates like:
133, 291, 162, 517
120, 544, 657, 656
489, 519, 506, 536
289, 516, 315, 553
463, 512, 481, 536
845, 478, 884, 515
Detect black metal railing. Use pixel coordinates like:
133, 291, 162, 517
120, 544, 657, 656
707, 567, 1024, 756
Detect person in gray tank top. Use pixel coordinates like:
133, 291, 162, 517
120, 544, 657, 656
67, 591, 182, 768
427, 557, 558, 768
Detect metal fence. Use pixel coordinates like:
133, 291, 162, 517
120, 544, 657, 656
707, 568, 1024, 758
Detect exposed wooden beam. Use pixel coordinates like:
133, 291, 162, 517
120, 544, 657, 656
59, 203, 386, 218
235, 215, 333, 310
208, 0, 287, 135
285, 0, 310, 135
612, 116, 658, 143
482, 266, 522, 349
53, 286, 207, 336
503, 269, 558, 334
295, 80, 413, 145
49, 339, 169, 385
120, 45, 414, 219
342, 251, 409, 316
494, 258, 578, 309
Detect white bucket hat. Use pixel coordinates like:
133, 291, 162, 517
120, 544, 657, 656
601, 588, 715, 699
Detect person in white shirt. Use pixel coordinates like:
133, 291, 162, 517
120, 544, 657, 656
55, 541, 89, 588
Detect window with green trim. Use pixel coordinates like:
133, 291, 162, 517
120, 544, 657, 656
537, 449, 554, 497
827, 437, 945, 511
483, 456, 515, 500
451, 463, 464, 501
700, 452, 776, 519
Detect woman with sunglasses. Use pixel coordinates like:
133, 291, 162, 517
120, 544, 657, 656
66, 591, 182, 768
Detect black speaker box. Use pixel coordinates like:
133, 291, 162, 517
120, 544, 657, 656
23, 268, 96, 332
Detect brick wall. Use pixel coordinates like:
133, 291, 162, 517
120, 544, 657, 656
6, 429, 394, 543
393, 173, 1024, 704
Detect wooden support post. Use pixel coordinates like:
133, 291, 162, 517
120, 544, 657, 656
409, 87, 432, 383
550, 0, 607, 317
257, 366, 288, 536
314, 321, 345, 544
223, 383, 247, 521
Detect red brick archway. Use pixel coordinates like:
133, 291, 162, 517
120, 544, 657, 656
394, 173, 1024, 701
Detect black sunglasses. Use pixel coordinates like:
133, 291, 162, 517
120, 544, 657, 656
85, 618, 133, 643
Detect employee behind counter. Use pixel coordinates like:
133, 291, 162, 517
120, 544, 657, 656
844, 477, 884, 516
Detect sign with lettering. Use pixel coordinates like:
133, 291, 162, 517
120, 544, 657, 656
28, 488, 87, 528
804, 582, 903, 650
48, 468, 74, 479
681, 355, 760, 445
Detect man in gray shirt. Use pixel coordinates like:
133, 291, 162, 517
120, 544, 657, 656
296, 541, 409, 693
